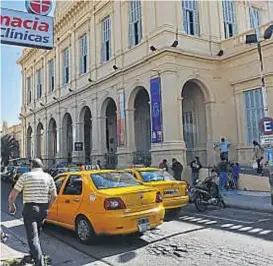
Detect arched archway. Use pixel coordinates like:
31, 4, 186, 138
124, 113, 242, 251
102, 98, 117, 168
133, 87, 151, 165
182, 80, 208, 164
36, 122, 44, 159
48, 118, 57, 165
80, 106, 92, 163
62, 113, 73, 163
26, 126, 33, 158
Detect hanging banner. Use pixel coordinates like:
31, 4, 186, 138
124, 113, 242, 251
117, 91, 126, 145
150, 77, 163, 143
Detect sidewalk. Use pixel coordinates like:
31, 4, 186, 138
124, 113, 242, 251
223, 190, 273, 214
0, 211, 107, 266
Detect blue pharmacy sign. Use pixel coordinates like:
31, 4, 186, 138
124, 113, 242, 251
150, 77, 163, 143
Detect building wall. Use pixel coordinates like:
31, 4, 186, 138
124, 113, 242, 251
17, 0, 273, 167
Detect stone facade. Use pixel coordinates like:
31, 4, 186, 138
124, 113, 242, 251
17, 1, 273, 168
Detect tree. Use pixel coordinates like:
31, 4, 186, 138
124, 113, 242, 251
1, 134, 20, 166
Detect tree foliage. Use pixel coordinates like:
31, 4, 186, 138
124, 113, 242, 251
1, 134, 20, 166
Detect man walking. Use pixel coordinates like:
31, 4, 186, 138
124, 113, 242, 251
8, 158, 57, 266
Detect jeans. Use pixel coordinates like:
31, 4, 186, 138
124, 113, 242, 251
219, 172, 228, 190
191, 171, 199, 186
220, 152, 228, 161
256, 157, 263, 174
23, 203, 49, 266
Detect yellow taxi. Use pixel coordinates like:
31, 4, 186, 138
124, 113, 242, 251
125, 167, 189, 212
46, 169, 165, 244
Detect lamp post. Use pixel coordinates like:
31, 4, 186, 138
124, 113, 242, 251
53, 96, 61, 163
247, 0, 269, 116
19, 113, 26, 157
29, 108, 35, 158
40, 102, 47, 165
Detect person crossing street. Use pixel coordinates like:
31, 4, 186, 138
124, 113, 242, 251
8, 158, 57, 266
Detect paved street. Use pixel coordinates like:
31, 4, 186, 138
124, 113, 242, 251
1, 180, 273, 266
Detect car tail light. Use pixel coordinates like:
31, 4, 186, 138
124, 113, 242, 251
156, 192, 163, 203
104, 198, 126, 210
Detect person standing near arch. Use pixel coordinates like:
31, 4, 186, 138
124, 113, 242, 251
214, 137, 231, 161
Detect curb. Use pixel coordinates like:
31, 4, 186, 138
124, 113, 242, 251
226, 203, 273, 215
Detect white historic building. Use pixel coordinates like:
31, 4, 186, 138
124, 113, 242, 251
18, 1, 273, 168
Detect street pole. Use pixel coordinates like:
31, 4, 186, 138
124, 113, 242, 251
248, 0, 269, 116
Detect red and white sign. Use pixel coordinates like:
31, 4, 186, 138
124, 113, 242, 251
25, 0, 53, 16
0, 8, 53, 49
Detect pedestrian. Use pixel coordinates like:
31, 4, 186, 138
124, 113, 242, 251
171, 158, 183, 181
68, 152, 72, 164
159, 159, 168, 171
253, 140, 264, 174
96, 160, 102, 170
217, 155, 228, 191
231, 162, 240, 190
264, 161, 273, 205
190, 156, 202, 186
8, 158, 57, 266
214, 137, 230, 161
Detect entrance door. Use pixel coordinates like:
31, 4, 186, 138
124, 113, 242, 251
57, 174, 83, 226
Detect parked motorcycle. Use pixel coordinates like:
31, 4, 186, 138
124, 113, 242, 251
188, 173, 225, 212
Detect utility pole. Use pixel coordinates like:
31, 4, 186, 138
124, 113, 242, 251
248, 0, 269, 116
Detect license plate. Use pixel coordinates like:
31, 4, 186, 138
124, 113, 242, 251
137, 218, 150, 232
164, 189, 179, 195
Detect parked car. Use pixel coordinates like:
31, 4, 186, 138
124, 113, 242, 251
46, 170, 165, 244
125, 167, 189, 213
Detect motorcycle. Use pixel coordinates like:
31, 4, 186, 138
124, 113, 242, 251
188, 173, 225, 212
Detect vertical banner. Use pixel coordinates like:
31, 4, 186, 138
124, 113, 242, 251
117, 91, 126, 145
150, 77, 163, 143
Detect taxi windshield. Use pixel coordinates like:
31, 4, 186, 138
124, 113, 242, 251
139, 170, 175, 182
91, 172, 141, 189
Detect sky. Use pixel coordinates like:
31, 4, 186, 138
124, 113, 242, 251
0, 0, 55, 127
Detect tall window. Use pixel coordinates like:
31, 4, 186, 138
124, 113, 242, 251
183, 112, 195, 149
63, 48, 69, 85
36, 69, 42, 99
249, 7, 260, 28
129, 0, 142, 47
182, 0, 199, 36
222, 0, 237, 38
244, 88, 264, 145
26, 77, 32, 104
48, 59, 54, 91
101, 16, 111, 63
80, 34, 87, 74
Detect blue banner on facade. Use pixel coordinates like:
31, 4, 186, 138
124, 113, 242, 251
150, 77, 163, 143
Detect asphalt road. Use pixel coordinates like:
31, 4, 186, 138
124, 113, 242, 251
1, 180, 273, 266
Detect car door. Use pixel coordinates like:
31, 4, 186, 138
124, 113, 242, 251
47, 174, 67, 222
57, 174, 83, 227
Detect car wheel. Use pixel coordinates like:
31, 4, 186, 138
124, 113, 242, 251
75, 216, 96, 245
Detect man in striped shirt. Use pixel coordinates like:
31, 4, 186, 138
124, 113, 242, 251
8, 158, 57, 266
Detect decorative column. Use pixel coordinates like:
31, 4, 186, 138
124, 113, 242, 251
116, 90, 133, 168
150, 70, 186, 167
205, 100, 217, 166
